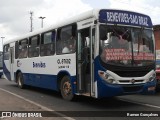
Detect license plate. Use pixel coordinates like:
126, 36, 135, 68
148, 86, 155, 91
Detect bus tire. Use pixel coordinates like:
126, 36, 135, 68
60, 76, 74, 101
17, 72, 25, 89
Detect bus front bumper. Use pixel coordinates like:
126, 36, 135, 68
97, 80, 156, 98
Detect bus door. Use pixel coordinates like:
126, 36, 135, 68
90, 26, 96, 97
77, 26, 95, 96
10, 45, 14, 80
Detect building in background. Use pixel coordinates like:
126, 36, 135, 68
154, 25, 160, 90
154, 25, 160, 59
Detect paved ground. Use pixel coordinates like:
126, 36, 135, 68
1, 78, 160, 120
0, 87, 69, 120
0, 89, 42, 111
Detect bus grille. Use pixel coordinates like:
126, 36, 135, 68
119, 79, 144, 84
115, 71, 148, 77
122, 85, 143, 93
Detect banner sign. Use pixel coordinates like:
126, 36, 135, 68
104, 49, 154, 61
99, 9, 152, 28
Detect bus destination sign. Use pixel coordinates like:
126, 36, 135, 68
99, 9, 152, 28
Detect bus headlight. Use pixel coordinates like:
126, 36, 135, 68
147, 73, 156, 82
98, 70, 116, 84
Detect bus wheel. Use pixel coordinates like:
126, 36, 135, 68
17, 72, 25, 89
60, 76, 74, 100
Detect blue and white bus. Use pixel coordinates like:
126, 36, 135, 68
3, 9, 156, 100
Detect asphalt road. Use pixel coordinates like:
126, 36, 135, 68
1, 78, 160, 120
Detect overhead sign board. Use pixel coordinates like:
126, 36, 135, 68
99, 9, 152, 28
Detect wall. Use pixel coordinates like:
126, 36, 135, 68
154, 25, 160, 59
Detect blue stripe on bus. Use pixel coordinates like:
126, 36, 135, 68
21, 73, 77, 92
23, 73, 58, 90
3, 62, 11, 80
156, 60, 160, 64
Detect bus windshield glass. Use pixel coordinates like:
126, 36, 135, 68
100, 25, 155, 67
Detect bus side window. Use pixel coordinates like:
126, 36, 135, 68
3, 44, 10, 60
56, 28, 62, 54
40, 30, 55, 56
28, 35, 40, 58
18, 39, 28, 59
56, 24, 77, 54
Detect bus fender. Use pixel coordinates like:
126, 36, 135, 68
57, 70, 72, 91
15, 69, 22, 83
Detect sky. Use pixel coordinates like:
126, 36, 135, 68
0, 0, 160, 51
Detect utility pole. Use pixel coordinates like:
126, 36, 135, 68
39, 16, 46, 28
30, 11, 33, 32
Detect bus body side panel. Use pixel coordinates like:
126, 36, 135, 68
23, 73, 58, 90
14, 54, 76, 91
22, 72, 76, 92
94, 56, 123, 97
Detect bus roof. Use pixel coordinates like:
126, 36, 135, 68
4, 9, 152, 45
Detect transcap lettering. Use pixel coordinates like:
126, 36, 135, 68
33, 62, 46, 68
106, 12, 148, 26
138, 16, 148, 26
130, 15, 139, 24
107, 12, 129, 23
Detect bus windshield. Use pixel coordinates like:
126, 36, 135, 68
100, 25, 155, 67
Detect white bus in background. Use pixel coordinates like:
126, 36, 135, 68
3, 9, 156, 100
